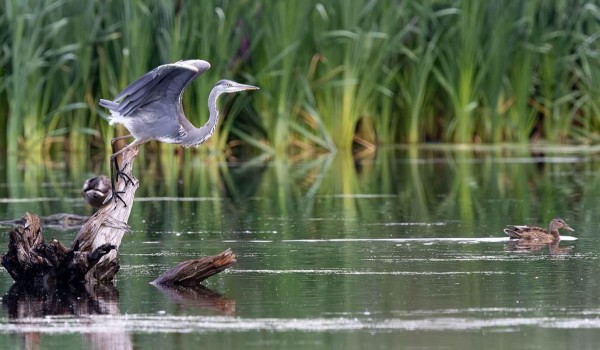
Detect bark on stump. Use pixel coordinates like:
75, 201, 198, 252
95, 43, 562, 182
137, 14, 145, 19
1, 146, 236, 287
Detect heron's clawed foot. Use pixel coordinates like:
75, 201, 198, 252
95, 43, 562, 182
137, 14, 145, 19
115, 166, 134, 186
110, 156, 134, 187
103, 190, 128, 207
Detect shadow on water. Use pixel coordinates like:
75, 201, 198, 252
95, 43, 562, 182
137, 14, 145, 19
1, 280, 234, 348
1, 282, 132, 348
2, 282, 119, 318
151, 284, 235, 316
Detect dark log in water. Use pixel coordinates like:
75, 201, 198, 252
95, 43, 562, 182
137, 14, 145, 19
0, 213, 89, 230
0, 212, 116, 286
1, 145, 236, 286
152, 248, 236, 286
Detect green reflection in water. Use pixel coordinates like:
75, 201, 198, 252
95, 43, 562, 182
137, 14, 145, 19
0, 145, 599, 349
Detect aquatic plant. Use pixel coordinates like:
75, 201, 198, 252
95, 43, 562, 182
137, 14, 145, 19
0, 0, 599, 166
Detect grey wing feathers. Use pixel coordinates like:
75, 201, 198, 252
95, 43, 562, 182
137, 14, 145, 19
114, 67, 161, 102
100, 60, 210, 117
98, 99, 119, 110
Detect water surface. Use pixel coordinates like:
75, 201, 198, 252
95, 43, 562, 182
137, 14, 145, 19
0, 145, 598, 349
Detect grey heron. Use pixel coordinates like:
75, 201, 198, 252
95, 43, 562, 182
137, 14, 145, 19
99, 59, 259, 205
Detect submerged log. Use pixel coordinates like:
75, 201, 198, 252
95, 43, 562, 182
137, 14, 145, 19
0, 213, 90, 230
1, 145, 236, 286
151, 248, 236, 286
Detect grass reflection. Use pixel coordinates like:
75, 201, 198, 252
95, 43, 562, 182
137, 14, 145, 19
0, 144, 598, 349
2, 146, 600, 350
0, 144, 595, 242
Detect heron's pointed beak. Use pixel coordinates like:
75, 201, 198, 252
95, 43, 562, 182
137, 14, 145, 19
241, 83, 259, 91
225, 81, 259, 93
564, 224, 574, 232
231, 82, 259, 91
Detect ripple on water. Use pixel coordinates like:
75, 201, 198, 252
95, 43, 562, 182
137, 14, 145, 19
2, 311, 600, 334
223, 237, 577, 243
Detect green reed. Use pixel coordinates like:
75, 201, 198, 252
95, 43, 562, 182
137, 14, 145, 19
394, 1, 442, 143
250, 1, 313, 156
575, 4, 600, 143
1, 0, 599, 165
308, 1, 403, 151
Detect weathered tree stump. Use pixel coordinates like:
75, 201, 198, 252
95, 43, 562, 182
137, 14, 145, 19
1, 212, 116, 287
1, 145, 236, 287
71, 146, 140, 283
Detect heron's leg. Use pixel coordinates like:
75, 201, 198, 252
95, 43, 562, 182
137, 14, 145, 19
112, 154, 134, 186
111, 135, 134, 186
104, 186, 127, 207
107, 138, 149, 205
108, 152, 129, 207
111, 134, 133, 145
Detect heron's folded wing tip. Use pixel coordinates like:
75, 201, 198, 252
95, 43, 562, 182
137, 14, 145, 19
174, 59, 211, 73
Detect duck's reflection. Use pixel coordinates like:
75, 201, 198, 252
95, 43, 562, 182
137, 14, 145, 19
505, 240, 574, 257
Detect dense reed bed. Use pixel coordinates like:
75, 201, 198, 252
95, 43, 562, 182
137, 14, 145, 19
1, 0, 599, 162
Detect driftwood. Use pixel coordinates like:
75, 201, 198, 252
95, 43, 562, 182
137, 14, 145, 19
1, 212, 116, 287
1, 145, 236, 288
151, 248, 236, 286
0, 213, 90, 230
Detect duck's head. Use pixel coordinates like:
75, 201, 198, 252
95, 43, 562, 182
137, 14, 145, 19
550, 218, 574, 232
82, 175, 112, 209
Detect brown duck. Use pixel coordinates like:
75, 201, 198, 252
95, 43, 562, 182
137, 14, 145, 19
81, 175, 112, 209
504, 218, 574, 243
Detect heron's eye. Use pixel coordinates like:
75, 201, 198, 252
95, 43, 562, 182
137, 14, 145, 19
227, 83, 232, 87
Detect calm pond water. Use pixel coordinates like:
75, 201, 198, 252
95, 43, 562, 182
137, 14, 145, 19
0, 145, 599, 349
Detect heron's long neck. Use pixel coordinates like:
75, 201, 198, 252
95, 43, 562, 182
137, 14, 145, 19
186, 89, 223, 147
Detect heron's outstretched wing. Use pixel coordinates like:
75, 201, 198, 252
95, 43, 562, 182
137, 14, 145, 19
100, 60, 210, 119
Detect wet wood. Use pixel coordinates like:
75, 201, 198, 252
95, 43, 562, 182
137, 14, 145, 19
152, 248, 236, 286
0, 213, 90, 230
0, 212, 116, 286
1, 144, 236, 287
71, 146, 139, 283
